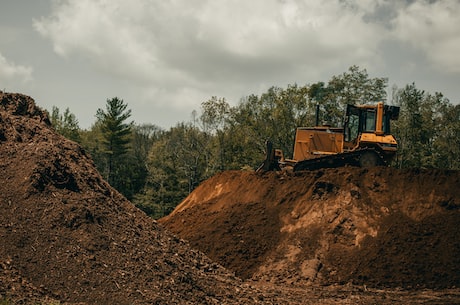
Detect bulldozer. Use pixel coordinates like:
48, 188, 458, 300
257, 102, 400, 172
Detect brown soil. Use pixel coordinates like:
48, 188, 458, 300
0, 92, 266, 304
161, 168, 460, 289
2, 91, 460, 304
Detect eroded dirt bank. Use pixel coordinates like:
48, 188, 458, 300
161, 166, 460, 289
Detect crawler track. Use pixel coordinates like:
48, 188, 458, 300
292, 148, 385, 171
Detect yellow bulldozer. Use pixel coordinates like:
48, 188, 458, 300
258, 102, 400, 172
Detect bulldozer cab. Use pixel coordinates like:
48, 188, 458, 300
344, 104, 376, 143
343, 102, 399, 151
343, 102, 400, 149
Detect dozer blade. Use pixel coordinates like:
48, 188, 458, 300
256, 140, 281, 172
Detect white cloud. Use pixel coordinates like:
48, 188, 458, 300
33, 0, 159, 83
392, 0, 460, 73
35, 3, 384, 61
37, 0, 451, 110
0, 52, 33, 86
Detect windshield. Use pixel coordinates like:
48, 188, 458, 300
344, 105, 360, 142
344, 105, 377, 142
363, 109, 376, 132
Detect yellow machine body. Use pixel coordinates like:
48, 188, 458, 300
260, 102, 401, 172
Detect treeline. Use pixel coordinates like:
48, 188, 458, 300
50, 66, 460, 218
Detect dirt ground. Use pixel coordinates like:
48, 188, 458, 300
161, 167, 460, 290
1, 92, 460, 304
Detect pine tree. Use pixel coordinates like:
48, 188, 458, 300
96, 97, 132, 189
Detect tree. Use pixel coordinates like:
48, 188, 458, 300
434, 104, 460, 169
392, 84, 425, 168
227, 84, 311, 162
314, 65, 388, 126
50, 106, 81, 142
79, 122, 107, 179
135, 122, 208, 218
95, 97, 133, 191
200, 97, 230, 171
392, 83, 458, 169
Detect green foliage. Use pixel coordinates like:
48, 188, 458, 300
200, 97, 231, 171
434, 104, 460, 169
80, 98, 162, 201
329, 65, 388, 105
96, 97, 132, 157
133, 122, 208, 218
312, 65, 388, 126
50, 106, 81, 142
228, 84, 312, 160
95, 97, 133, 191
121, 124, 163, 200
79, 121, 106, 172
200, 96, 230, 134
392, 84, 459, 169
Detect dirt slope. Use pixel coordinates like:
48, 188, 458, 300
0, 92, 263, 304
160, 167, 460, 289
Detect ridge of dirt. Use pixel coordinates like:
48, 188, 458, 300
160, 166, 460, 290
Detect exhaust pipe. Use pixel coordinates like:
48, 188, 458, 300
315, 103, 320, 127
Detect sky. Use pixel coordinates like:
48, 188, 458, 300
1, 0, 460, 129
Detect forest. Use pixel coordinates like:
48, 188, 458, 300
49, 66, 460, 218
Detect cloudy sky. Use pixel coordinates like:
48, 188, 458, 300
1, 0, 460, 129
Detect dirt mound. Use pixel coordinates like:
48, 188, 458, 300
0, 92, 266, 304
160, 167, 460, 289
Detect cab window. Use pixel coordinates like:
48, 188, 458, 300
363, 109, 376, 132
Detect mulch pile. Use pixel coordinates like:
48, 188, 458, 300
0, 92, 268, 304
